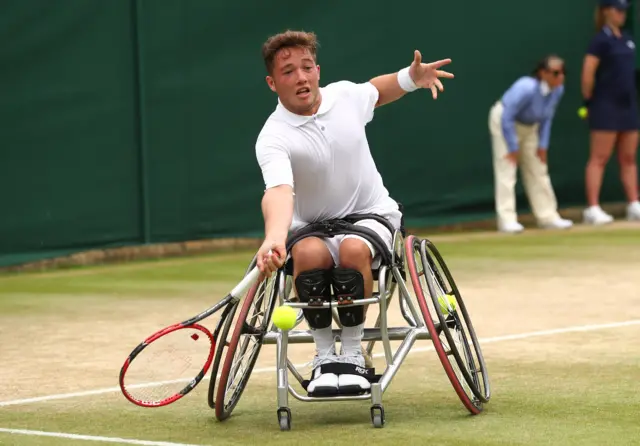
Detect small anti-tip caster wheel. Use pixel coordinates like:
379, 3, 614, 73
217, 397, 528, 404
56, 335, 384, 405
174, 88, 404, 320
277, 407, 292, 431
370, 404, 385, 428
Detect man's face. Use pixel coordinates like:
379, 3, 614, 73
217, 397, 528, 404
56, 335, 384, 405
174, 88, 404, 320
266, 46, 320, 116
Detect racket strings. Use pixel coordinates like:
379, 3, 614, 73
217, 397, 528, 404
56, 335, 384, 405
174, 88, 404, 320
123, 327, 212, 405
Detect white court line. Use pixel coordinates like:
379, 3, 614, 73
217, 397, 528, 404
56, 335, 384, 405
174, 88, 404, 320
0, 427, 205, 446
1, 318, 639, 408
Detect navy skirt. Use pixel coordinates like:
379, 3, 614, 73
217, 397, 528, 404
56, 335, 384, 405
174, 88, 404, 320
588, 99, 639, 131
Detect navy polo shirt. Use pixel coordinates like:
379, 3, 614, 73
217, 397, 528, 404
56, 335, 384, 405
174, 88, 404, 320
587, 26, 637, 106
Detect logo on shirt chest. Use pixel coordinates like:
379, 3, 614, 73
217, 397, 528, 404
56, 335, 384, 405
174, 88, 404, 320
628, 40, 635, 50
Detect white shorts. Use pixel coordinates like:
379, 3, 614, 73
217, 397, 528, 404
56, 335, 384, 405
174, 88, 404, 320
322, 219, 394, 268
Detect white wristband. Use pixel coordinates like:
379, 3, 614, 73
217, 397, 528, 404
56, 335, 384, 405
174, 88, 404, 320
397, 67, 419, 92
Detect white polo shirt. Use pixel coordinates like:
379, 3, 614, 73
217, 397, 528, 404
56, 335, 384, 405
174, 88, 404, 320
255, 80, 401, 231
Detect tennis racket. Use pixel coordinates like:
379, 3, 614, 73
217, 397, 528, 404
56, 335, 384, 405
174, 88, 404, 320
119, 266, 261, 408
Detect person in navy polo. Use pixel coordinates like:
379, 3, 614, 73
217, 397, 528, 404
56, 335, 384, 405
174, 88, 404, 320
581, 0, 640, 224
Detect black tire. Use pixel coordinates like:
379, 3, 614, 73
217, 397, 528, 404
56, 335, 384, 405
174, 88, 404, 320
206, 300, 238, 409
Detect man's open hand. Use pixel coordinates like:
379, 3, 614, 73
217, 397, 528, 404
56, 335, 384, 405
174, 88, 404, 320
408, 50, 454, 99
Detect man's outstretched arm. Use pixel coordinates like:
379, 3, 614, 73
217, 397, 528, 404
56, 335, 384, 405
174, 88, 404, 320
256, 184, 293, 275
255, 135, 295, 275
262, 185, 294, 246
369, 50, 454, 107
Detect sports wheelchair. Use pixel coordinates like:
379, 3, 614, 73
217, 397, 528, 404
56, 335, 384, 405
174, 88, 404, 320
206, 211, 491, 430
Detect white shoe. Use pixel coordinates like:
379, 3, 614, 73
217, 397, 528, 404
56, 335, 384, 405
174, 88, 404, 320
498, 221, 524, 234
307, 349, 339, 395
337, 352, 371, 393
583, 206, 614, 225
626, 202, 640, 221
539, 218, 573, 230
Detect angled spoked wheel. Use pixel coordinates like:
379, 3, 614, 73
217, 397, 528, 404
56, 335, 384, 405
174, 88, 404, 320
207, 259, 259, 410
421, 238, 491, 405
215, 267, 279, 421
405, 235, 490, 414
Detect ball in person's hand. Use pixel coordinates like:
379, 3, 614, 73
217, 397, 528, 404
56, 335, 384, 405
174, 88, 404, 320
577, 106, 588, 119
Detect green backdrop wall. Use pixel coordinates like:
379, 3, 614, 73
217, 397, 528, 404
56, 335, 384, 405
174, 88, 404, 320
0, 0, 635, 267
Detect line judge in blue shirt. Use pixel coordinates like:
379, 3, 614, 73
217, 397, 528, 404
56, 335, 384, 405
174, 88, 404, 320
488, 55, 573, 233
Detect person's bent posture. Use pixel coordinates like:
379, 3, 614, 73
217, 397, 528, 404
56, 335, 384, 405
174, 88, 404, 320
254, 30, 454, 395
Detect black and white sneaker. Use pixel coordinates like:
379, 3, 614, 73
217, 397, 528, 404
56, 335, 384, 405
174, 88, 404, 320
307, 349, 339, 396
337, 352, 372, 394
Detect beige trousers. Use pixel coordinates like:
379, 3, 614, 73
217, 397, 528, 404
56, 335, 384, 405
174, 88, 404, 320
489, 101, 561, 225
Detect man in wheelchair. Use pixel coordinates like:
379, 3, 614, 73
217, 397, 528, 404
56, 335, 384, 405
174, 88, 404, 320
254, 30, 453, 396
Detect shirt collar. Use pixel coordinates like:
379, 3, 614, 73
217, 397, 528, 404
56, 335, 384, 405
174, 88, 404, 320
275, 86, 335, 127
603, 25, 621, 39
539, 80, 551, 96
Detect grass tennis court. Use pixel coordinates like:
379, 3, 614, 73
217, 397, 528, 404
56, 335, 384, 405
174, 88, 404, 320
1, 223, 639, 445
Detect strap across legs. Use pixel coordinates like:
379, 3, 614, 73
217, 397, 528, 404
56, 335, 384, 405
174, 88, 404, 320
284, 214, 396, 276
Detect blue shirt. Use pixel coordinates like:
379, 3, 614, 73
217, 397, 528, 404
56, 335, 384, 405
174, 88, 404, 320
586, 26, 637, 107
500, 76, 564, 153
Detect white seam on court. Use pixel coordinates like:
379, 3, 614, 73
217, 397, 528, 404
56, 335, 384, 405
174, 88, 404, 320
0, 428, 205, 446
1, 318, 638, 408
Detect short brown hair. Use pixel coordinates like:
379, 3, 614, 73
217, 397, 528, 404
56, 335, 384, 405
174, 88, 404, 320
262, 30, 319, 74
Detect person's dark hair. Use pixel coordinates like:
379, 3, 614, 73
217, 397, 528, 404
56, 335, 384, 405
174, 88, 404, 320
532, 54, 564, 79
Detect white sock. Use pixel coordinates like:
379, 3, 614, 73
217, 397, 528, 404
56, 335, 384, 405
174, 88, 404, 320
340, 323, 365, 356
311, 326, 335, 355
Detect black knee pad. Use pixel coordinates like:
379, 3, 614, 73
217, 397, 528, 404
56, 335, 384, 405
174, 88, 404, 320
295, 268, 333, 329
332, 267, 365, 327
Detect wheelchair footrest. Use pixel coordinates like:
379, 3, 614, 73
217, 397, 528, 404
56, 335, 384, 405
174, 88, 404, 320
301, 362, 382, 397
301, 375, 382, 389
301, 377, 383, 397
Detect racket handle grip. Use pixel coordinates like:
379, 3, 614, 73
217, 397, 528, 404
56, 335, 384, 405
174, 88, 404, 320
230, 266, 261, 298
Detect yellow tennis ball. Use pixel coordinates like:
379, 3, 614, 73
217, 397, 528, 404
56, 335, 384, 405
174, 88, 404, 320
438, 294, 457, 316
578, 107, 588, 119
272, 305, 298, 331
